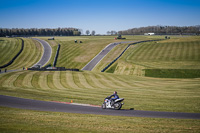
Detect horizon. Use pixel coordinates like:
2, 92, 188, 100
0, 0, 200, 34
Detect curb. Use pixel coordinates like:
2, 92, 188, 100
52, 101, 101, 108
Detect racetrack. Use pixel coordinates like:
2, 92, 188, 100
82, 41, 135, 71
32, 38, 52, 67
1, 95, 200, 119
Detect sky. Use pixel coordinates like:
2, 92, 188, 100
0, 0, 200, 34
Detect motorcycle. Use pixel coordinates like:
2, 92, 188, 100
102, 96, 124, 110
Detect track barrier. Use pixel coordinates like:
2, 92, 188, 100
27, 67, 79, 71
53, 44, 60, 67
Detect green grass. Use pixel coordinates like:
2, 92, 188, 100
0, 38, 43, 70
145, 69, 200, 78
110, 36, 200, 77
1, 35, 200, 132
0, 107, 200, 133
0, 37, 21, 66
106, 63, 118, 73
0, 70, 200, 113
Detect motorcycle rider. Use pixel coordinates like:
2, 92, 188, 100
109, 91, 119, 106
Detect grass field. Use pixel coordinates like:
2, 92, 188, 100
0, 106, 200, 133
0, 37, 21, 67
1, 35, 200, 132
106, 36, 200, 77
0, 37, 43, 70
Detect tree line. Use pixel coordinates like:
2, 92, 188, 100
0, 28, 81, 37
118, 25, 200, 35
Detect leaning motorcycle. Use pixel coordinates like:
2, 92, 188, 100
102, 96, 124, 110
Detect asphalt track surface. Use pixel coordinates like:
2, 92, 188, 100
82, 41, 135, 71
32, 38, 52, 67
1, 95, 200, 119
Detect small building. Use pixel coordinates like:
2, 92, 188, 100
144, 33, 155, 36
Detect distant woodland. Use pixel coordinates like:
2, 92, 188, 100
0, 28, 81, 37
0, 26, 200, 36
118, 25, 200, 35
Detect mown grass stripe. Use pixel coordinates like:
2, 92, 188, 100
31, 71, 41, 89
22, 71, 37, 88
73, 72, 85, 89
13, 71, 30, 88
22, 39, 37, 67
77, 72, 94, 89
93, 73, 114, 89
148, 43, 161, 60
38, 72, 51, 90
129, 44, 145, 60
58, 46, 78, 64
60, 71, 71, 89
53, 71, 68, 90
96, 73, 120, 88
141, 43, 155, 61
2, 72, 24, 88
47, 72, 58, 90
88, 73, 107, 89
0, 39, 12, 62
65, 71, 80, 89
0, 38, 21, 66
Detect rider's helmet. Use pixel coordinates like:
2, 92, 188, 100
114, 91, 117, 95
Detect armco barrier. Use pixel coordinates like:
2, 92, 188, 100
53, 44, 60, 67
101, 39, 163, 72
27, 67, 79, 71
0, 38, 24, 69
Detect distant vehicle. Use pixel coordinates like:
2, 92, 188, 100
33, 64, 41, 68
48, 37, 54, 40
115, 34, 126, 39
144, 33, 155, 35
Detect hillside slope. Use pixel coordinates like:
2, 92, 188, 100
106, 36, 200, 77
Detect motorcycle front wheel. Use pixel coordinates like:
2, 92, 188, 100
102, 103, 106, 109
114, 102, 122, 110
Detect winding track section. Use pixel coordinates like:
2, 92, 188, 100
32, 38, 52, 67
82, 41, 135, 71
0, 95, 200, 119
0, 38, 52, 74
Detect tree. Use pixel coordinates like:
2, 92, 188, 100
111, 30, 117, 35
107, 31, 111, 35
86, 30, 90, 35
91, 30, 95, 36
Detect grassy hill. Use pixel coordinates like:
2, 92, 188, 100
106, 36, 200, 77
38, 36, 165, 69
0, 37, 43, 70
0, 36, 200, 132
0, 37, 21, 67
1, 36, 199, 113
